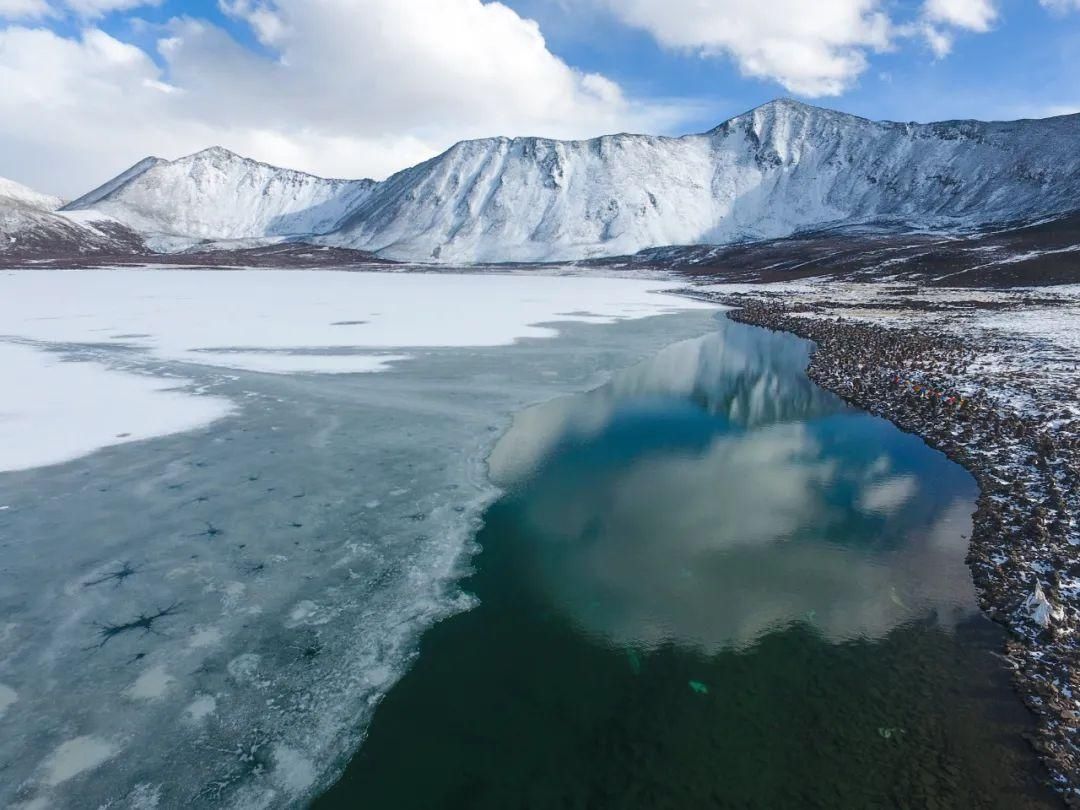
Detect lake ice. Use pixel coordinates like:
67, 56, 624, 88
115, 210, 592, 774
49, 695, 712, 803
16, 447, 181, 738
0, 269, 714, 809
0, 269, 709, 473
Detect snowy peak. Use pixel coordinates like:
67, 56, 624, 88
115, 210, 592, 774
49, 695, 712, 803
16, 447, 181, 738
0, 176, 63, 211
65, 156, 166, 210
709, 98, 875, 139
187, 145, 240, 160
168, 146, 328, 182
66, 149, 377, 251
706, 99, 885, 170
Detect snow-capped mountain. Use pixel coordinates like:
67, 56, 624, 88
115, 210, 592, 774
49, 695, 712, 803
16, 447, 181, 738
60, 100, 1080, 263
0, 175, 143, 259
64, 147, 377, 251
0, 176, 63, 212
326, 99, 1080, 262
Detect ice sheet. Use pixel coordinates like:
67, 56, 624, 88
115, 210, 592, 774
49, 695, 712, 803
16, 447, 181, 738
0, 342, 233, 473
0, 269, 708, 472
0, 269, 711, 374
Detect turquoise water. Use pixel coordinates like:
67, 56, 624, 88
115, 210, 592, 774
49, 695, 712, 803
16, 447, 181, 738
316, 320, 1058, 809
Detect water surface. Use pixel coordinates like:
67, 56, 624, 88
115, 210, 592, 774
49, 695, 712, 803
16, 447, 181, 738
318, 319, 1057, 809
0, 306, 720, 809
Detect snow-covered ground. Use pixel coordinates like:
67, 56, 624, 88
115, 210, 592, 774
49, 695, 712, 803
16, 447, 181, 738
0, 269, 714, 809
0, 269, 709, 471
697, 280, 1080, 423
0, 342, 233, 474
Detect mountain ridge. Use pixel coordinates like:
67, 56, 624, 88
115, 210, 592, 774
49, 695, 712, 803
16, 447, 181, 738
319, 98, 1080, 261
8, 99, 1080, 263
63, 147, 378, 252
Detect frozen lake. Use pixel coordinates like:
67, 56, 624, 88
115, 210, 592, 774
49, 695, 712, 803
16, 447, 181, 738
319, 320, 1057, 809
0, 270, 713, 809
0, 269, 1055, 809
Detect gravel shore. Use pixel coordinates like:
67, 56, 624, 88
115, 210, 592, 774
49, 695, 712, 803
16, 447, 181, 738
681, 285, 1080, 804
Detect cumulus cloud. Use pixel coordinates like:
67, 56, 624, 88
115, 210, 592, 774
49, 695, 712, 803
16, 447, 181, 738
917, 0, 998, 57
0, 0, 50, 18
597, 0, 892, 96
1, 0, 159, 18
918, 23, 955, 57
923, 0, 997, 31
64, 0, 161, 17
0, 0, 690, 196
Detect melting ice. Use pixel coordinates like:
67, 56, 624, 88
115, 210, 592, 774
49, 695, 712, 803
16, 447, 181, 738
0, 269, 713, 809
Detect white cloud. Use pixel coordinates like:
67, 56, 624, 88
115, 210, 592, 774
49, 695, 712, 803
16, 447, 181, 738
0, 1, 691, 196
202, 0, 654, 137
0, 0, 160, 18
598, 0, 892, 96
1040, 0, 1080, 11
63, 0, 161, 17
916, 0, 997, 57
919, 22, 955, 57
923, 0, 997, 31
0, 0, 49, 18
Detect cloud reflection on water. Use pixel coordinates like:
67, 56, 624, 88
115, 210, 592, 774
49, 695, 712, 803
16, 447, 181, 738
489, 320, 837, 485
490, 321, 978, 653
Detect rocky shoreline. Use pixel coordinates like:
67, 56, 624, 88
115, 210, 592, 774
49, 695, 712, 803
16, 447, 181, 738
683, 288, 1080, 804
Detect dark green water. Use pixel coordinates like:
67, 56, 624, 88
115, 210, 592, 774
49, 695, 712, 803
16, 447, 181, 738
317, 320, 1058, 809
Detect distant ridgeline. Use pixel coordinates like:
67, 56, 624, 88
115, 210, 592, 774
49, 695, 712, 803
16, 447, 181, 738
4, 99, 1080, 264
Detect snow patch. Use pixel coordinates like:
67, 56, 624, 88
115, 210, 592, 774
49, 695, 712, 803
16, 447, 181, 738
127, 783, 163, 809
0, 683, 16, 719
184, 695, 217, 724
187, 626, 223, 649
1025, 580, 1065, 629
271, 744, 317, 796
42, 736, 118, 786
125, 665, 175, 701
0, 342, 233, 473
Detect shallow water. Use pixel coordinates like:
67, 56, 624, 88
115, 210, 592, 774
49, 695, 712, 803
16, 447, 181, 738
0, 304, 721, 809
318, 320, 1059, 809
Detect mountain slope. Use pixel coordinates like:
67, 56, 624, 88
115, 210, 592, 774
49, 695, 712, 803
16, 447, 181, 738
323, 99, 1080, 262
0, 176, 63, 212
65, 156, 166, 210
64, 148, 377, 251
0, 176, 145, 260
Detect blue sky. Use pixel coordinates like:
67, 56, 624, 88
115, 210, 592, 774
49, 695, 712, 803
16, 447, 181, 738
86, 0, 1080, 126
1, 0, 1078, 195
513, 0, 1080, 126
